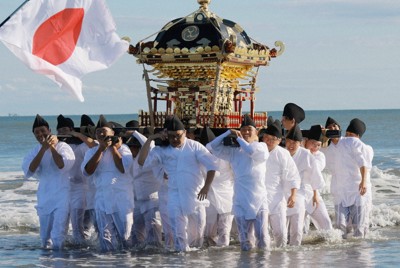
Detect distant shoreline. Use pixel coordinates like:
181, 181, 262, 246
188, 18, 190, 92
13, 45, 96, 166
1, 108, 399, 118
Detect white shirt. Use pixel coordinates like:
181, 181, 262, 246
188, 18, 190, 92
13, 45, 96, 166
265, 145, 300, 215
360, 141, 374, 205
82, 144, 134, 214
205, 152, 234, 214
324, 137, 368, 207
292, 147, 325, 214
130, 132, 161, 200
145, 138, 218, 215
68, 143, 91, 209
313, 150, 326, 172
130, 132, 161, 213
22, 141, 75, 216
321, 138, 342, 205
208, 130, 269, 220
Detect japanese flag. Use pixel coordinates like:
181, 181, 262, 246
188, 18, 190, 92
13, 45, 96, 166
0, 0, 129, 102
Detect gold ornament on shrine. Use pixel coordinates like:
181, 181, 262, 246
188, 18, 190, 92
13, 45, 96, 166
128, 0, 284, 129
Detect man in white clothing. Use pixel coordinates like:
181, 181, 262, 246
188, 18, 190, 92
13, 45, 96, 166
323, 118, 369, 238
320, 117, 342, 226
295, 125, 332, 234
345, 118, 373, 237
284, 125, 307, 246
22, 114, 75, 250
56, 114, 96, 245
261, 121, 300, 247
138, 115, 217, 252
78, 114, 99, 240
82, 115, 134, 252
126, 129, 162, 248
202, 126, 235, 247
208, 115, 270, 251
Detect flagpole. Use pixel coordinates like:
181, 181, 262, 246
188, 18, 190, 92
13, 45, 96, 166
0, 0, 30, 29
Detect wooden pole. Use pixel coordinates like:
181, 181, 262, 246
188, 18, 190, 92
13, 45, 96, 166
142, 65, 155, 129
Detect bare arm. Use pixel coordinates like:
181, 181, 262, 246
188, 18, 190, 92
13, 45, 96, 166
70, 131, 97, 148
287, 188, 297, 208
359, 166, 367, 195
49, 145, 64, 169
312, 190, 319, 208
28, 145, 47, 173
138, 132, 165, 166
110, 138, 125, 173
84, 136, 110, 175
30, 135, 64, 172
197, 170, 216, 201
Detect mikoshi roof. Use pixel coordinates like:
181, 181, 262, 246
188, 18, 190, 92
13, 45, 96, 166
129, 0, 284, 67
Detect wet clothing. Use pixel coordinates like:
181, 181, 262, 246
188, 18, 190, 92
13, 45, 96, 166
203, 154, 234, 246
144, 137, 218, 251
208, 130, 270, 250
265, 145, 300, 247
130, 131, 162, 247
323, 137, 369, 237
22, 141, 75, 249
82, 144, 134, 251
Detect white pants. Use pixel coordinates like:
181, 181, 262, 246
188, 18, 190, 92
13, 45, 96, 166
69, 182, 87, 244
269, 210, 287, 248
96, 210, 133, 252
70, 208, 86, 244
168, 204, 206, 252
158, 184, 174, 249
132, 206, 162, 247
304, 199, 332, 233
336, 203, 367, 238
235, 210, 270, 251
205, 204, 234, 247
308, 201, 332, 231
287, 201, 305, 246
39, 208, 69, 250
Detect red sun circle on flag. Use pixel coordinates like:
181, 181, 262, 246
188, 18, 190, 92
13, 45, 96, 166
32, 8, 84, 65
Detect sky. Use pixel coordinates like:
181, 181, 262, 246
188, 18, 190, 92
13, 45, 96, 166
0, 0, 399, 116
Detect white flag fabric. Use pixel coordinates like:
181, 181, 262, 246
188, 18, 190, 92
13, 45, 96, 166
0, 0, 129, 101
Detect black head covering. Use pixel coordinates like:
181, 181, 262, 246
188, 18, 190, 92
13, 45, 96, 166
79, 114, 95, 138
286, 124, 303, 142
325, 116, 340, 129
282, 103, 305, 123
264, 122, 282, 138
199, 126, 215, 145
56, 114, 74, 130
32, 114, 49, 132
96, 115, 114, 129
267, 116, 274, 127
346, 118, 366, 137
108, 121, 124, 129
164, 115, 185, 131
125, 120, 139, 128
80, 114, 95, 127
241, 114, 256, 128
307, 125, 323, 141
273, 119, 282, 129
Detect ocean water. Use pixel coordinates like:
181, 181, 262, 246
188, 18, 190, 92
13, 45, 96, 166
0, 110, 400, 267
